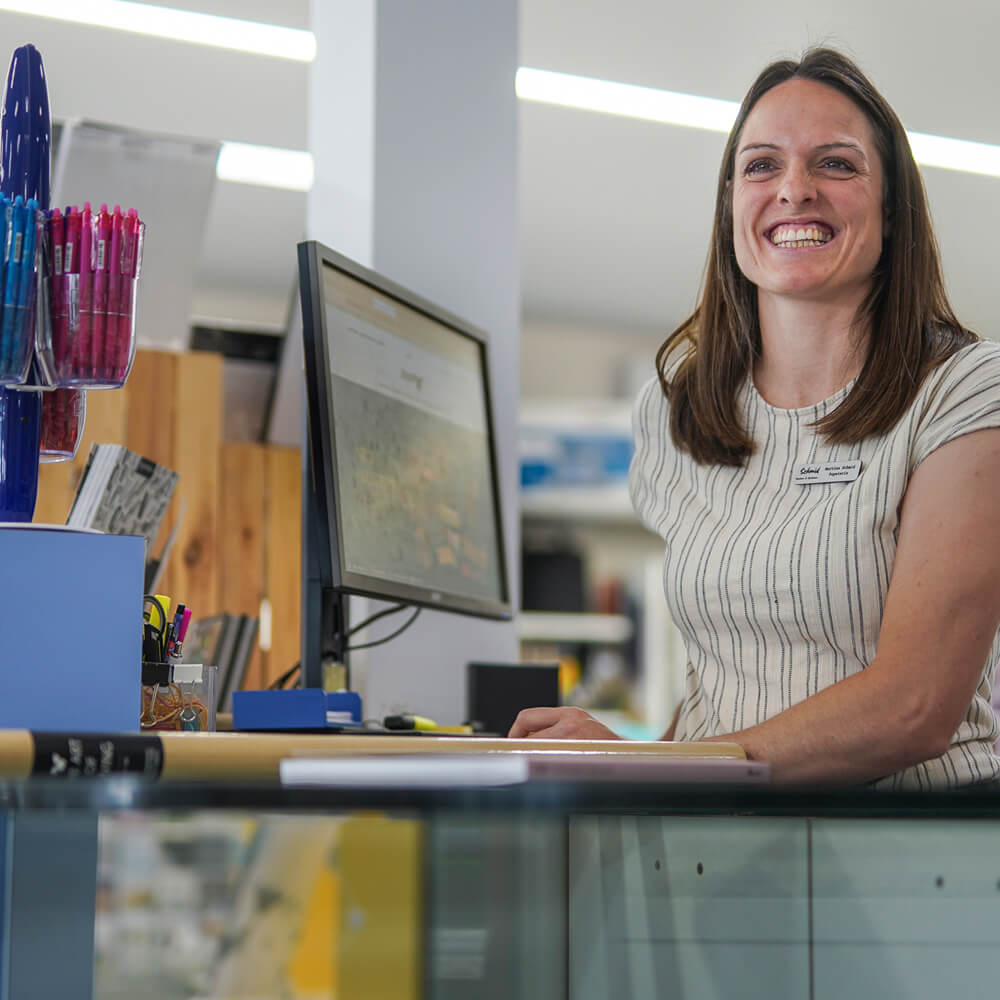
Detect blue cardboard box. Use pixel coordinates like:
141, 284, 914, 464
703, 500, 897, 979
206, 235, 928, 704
0, 525, 144, 730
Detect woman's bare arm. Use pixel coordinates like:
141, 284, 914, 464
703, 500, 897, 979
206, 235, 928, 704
512, 429, 1000, 785
702, 427, 1000, 783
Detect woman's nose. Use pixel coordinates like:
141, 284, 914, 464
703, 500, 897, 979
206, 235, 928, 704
778, 162, 816, 205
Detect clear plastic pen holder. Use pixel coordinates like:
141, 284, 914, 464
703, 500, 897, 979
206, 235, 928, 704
36, 272, 139, 389
140, 662, 218, 733
39, 386, 86, 462
0, 266, 38, 386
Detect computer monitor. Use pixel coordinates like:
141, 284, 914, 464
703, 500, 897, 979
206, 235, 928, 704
297, 241, 512, 686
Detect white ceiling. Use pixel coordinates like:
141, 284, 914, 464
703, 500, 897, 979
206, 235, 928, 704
4, 0, 998, 344
519, 0, 1000, 339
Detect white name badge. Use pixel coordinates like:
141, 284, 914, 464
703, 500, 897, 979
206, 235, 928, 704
793, 460, 862, 485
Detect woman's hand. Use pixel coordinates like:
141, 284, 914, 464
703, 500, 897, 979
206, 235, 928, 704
507, 706, 623, 740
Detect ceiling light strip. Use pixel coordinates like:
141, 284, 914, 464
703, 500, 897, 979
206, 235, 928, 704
517, 67, 1000, 179
906, 132, 1000, 179
516, 67, 738, 132
217, 142, 314, 192
0, 0, 316, 62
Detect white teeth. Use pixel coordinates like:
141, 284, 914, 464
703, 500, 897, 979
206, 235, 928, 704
768, 225, 832, 247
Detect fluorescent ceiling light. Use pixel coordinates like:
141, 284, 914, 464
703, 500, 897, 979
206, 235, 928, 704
906, 131, 1000, 179
516, 67, 739, 133
0, 0, 316, 61
516, 67, 1000, 179
217, 142, 314, 192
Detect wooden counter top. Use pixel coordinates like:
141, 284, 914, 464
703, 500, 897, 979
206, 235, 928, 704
0, 730, 745, 783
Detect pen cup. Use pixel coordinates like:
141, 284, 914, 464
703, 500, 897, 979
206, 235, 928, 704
38, 273, 140, 389
39, 386, 86, 462
0, 277, 38, 386
140, 662, 217, 733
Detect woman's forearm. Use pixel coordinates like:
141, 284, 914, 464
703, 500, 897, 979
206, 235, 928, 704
699, 663, 949, 785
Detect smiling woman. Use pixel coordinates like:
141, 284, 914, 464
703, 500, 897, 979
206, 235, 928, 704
509, 47, 1000, 791
663, 47, 976, 463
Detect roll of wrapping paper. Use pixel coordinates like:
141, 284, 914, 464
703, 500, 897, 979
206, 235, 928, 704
0, 731, 746, 783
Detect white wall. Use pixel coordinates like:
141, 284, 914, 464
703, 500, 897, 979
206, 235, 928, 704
307, 0, 520, 724
522, 320, 664, 402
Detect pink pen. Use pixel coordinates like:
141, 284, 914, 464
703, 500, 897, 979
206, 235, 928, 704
177, 607, 192, 645
107, 206, 123, 378
117, 209, 142, 380
63, 206, 81, 382
48, 207, 64, 370
77, 202, 94, 378
92, 204, 112, 379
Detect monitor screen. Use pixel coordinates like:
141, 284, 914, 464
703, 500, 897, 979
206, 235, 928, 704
298, 242, 511, 621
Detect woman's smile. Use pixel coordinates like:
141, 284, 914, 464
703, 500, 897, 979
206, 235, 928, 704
765, 221, 834, 248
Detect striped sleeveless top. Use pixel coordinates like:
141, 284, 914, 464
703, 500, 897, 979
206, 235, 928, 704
629, 339, 1000, 788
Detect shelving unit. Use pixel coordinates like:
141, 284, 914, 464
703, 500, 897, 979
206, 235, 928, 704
519, 483, 637, 523
516, 612, 633, 645
518, 399, 686, 736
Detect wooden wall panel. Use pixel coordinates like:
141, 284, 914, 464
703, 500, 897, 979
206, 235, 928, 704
30, 349, 304, 696
34, 388, 127, 524
34, 461, 74, 526
264, 446, 302, 688
123, 350, 178, 594
169, 351, 223, 618
123, 350, 176, 462
219, 442, 267, 690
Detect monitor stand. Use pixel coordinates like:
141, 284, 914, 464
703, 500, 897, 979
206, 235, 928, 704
301, 414, 350, 690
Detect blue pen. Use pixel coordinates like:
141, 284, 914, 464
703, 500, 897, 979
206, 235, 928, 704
16, 199, 38, 307
0, 195, 27, 371
11, 199, 39, 373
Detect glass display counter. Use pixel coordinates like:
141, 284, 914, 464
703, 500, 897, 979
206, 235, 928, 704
1, 778, 999, 1000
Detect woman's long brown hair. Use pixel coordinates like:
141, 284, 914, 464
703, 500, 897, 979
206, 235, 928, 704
658, 47, 976, 466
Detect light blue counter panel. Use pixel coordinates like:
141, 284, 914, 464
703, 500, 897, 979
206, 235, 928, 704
0, 526, 143, 731
569, 815, 810, 1000
812, 819, 1000, 999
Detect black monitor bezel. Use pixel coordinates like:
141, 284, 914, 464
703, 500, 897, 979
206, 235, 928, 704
298, 240, 512, 622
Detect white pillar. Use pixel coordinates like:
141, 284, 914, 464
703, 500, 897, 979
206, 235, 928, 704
308, 0, 520, 724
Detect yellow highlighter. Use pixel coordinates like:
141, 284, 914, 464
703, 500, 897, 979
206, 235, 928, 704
383, 713, 439, 731
154, 594, 172, 631
382, 715, 474, 734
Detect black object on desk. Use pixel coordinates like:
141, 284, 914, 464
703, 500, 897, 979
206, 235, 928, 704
466, 661, 560, 738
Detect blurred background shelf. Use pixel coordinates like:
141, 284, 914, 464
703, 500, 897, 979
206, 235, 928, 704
519, 484, 641, 523
516, 612, 633, 645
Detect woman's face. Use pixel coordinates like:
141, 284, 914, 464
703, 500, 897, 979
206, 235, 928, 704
731, 77, 886, 309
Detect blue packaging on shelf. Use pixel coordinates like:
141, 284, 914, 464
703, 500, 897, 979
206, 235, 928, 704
233, 688, 363, 731
520, 428, 633, 488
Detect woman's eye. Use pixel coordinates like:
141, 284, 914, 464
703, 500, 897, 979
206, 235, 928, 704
744, 159, 773, 176
821, 158, 855, 172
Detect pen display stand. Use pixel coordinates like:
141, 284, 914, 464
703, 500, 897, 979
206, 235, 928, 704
0, 385, 41, 520
141, 662, 217, 733
39, 385, 85, 461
